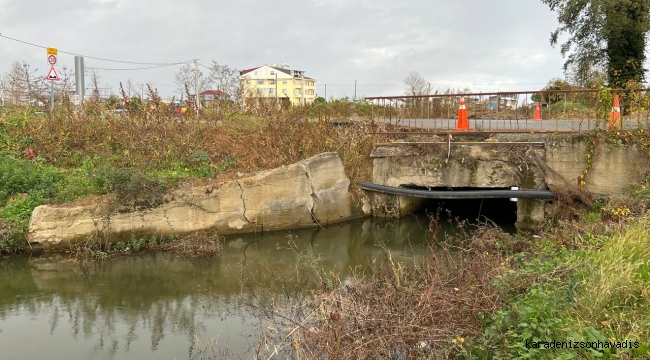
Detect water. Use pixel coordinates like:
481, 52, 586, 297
0, 214, 454, 360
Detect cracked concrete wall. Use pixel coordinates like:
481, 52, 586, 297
28, 152, 366, 248
545, 135, 650, 195
370, 142, 547, 226
369, 135, 650, 226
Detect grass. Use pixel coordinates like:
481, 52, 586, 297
570, 218, 650, 346
244, 209, 650, 359
546, 100, 593, 112
0, 96, 374, 253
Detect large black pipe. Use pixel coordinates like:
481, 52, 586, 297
356, 182, 556, 200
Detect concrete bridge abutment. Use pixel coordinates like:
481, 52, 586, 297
368, 134, 650, 228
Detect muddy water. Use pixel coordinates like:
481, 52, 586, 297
0, 214, 463, 360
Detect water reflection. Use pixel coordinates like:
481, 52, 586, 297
0, 214, 445, 360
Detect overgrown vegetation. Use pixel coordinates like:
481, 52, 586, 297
240, 196, 650, 359
0, 94, 374, 253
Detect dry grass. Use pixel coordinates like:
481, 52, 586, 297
7, 91, 375, 184
249, 224, 517, 359
162, 232, 223, 258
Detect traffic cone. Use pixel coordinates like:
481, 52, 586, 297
454, 96, 471, 130
607, 95, 621, 130
533, 102, 541, 121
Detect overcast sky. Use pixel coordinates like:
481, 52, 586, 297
0, 0, 568, 99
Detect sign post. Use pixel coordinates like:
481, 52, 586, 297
45, 48, 59, 111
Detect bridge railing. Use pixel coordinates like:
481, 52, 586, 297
365, 89, 650, 142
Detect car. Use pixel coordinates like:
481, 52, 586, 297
171, 101, 187, 114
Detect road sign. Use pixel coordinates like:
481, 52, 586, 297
47, 47, 57, 56
47, 55, 57, 65
46, 66, 60, 81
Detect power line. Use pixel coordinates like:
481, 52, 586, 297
0, 33, 193, 65
197, 63, 212, 70
87, 64, 185, 71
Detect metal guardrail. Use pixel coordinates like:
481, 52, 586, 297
365, 89, 650, 142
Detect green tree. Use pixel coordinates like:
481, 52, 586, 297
531, 78, 572, 104
106, 95, 121, 109
542, 0, 650, 88
128, 96, 143, 113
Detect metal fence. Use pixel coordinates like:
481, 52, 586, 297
365, 89, 650, 142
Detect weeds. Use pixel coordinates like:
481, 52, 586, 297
245, 222, 510, 359
0, 99, 374, 252
239, 206, 650, 359
70, 232, 223, 274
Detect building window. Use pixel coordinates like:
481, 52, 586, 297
257, 80, 264, 85
270, 79, 275, 85
294, 89, 301, 96
282, 89, 287, 94
282, 80, 287, 85
257, 89, 264, 95
269, 88, 275, 94
270, 71, 275, 75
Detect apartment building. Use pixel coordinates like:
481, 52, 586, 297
239, 64, 316, 106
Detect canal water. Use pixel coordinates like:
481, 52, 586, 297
0, 200, 515, 359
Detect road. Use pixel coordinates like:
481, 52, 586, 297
372, 118, 646, 132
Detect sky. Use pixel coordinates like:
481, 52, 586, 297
0, 0, 568, 100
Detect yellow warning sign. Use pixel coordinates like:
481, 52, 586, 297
47, 47, 57, 56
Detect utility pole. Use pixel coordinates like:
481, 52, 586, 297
275, 72, 278, 107
194, 59, 200, 115
354, 80, 357, 102
140, 84, 144, 99
74, 56, 85, 106
301, 72, 305, 106
325, 84, 327, 102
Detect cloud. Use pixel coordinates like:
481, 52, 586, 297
351, 46, 399, 68
0, 0, 566, 98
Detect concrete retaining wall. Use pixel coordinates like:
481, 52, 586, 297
28, 153, 370, 248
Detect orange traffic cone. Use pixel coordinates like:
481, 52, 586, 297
454, 96, 471, 130
607, 95, 621, 130
533, 102, 541, 121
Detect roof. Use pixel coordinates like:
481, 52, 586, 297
266, 66, 291, 76
240, 65, 316, 80
239, 67, 260, 75
200, 90, 229, 96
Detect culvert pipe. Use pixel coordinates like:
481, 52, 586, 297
356, 182, 557, 200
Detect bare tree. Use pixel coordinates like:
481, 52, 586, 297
208, 61, 239, 100
404, 71, 429, 97
90, 70, 101, 99
126, 79, 136, 98
174, 64, 211, 99
3, 62, 26, 104
55, 65, 75, 105
1, 61, 47, 106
